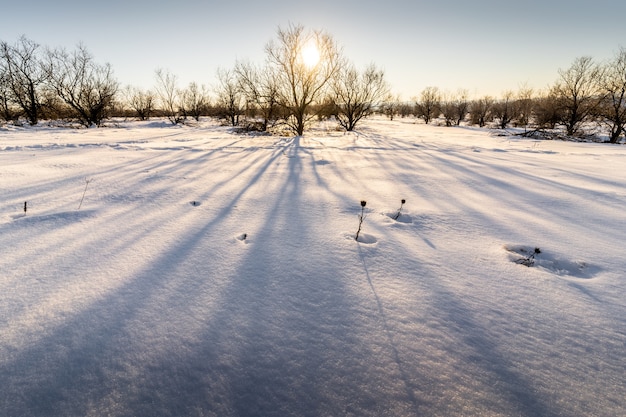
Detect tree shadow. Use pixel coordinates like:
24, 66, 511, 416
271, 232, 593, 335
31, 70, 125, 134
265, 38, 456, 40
2, 124, 625, 417
1, 134, 417, 416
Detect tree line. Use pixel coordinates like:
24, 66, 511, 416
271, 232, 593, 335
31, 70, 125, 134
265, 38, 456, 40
389, 52, 626, 143
1, 27, 625, 142
0, 25, 389, 134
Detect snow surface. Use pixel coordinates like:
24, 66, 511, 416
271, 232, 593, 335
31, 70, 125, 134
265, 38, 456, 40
1, 118, 625, 416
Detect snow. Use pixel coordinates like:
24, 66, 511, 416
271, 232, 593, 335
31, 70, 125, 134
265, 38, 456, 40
1, 118, 625, 416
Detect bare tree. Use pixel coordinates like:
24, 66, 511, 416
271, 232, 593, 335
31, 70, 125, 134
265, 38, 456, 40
515, 85, 534, 127
45, 44, 118, 127
0, 68, 17, 122
180, 82, 209, 122
553, 56, 601, 136
398, 101, 414, 118
533, 88, 561, 129
123, 86, 155, 120
598, 48, 626, 143
331, 63, 389, 131
469, 95, 494, 127
415, 86, 441, 124
0, 36, 48, 125
453, 89, 470, 126
215, 67, 244, 127
235, 60, 280, 131
154, 68, 184, 124
265, 24, 343, 135
440, 89, 469, 126
491, 90, 518, 129
381, 94, 401, 121
440, 92, 456, 127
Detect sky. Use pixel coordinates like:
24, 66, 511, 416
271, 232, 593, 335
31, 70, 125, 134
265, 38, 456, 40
2, 0, 625, 100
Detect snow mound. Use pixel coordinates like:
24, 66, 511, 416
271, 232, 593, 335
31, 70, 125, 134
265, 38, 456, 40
356, 233, 377, 244
343, 231, 377, 244
383, 211, 413, 224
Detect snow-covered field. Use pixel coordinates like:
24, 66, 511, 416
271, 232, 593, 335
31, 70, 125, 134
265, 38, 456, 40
1, 118, 625, 417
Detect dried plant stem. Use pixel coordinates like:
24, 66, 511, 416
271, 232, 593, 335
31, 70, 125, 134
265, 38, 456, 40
77, 178, 93, 210
516, 247, 541, 267
393, 199, 406, 220
355, 200, 367, 241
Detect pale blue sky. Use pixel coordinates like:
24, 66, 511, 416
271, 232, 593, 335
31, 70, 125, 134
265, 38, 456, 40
2, 0, 625, 99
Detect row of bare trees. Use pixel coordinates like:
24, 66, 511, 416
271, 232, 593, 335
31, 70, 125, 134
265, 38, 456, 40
106, 25, 391, 134
0, 37, 118, 127
404, 51, 626, 143
213, 24, 390, 135
2, 31, 625, 141
0, 25, 389, 134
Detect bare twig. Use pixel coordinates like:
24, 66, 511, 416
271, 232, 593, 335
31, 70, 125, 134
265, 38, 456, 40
77, 178, 93, 210
393, 199, 406, 220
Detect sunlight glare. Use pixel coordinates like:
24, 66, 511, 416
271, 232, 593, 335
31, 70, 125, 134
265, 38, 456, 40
301, 40, 320, 68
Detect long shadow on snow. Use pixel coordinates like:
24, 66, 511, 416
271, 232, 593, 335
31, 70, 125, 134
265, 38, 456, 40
333, 128, 562, 415
1, 131, 576, 417
0, 138, 302, 416
422, 148, 626, 244
357, 235, 562, 417
181, 136, 419, 416
1, 135, 418, 417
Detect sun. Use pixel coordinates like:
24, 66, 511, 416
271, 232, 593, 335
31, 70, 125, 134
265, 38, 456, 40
301, 40, 320, 68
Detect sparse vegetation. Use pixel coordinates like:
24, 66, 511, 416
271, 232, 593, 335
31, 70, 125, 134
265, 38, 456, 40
0, 32, 624, 143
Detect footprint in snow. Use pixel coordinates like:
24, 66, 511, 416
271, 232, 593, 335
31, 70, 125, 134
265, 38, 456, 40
236, 233, 249, 243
